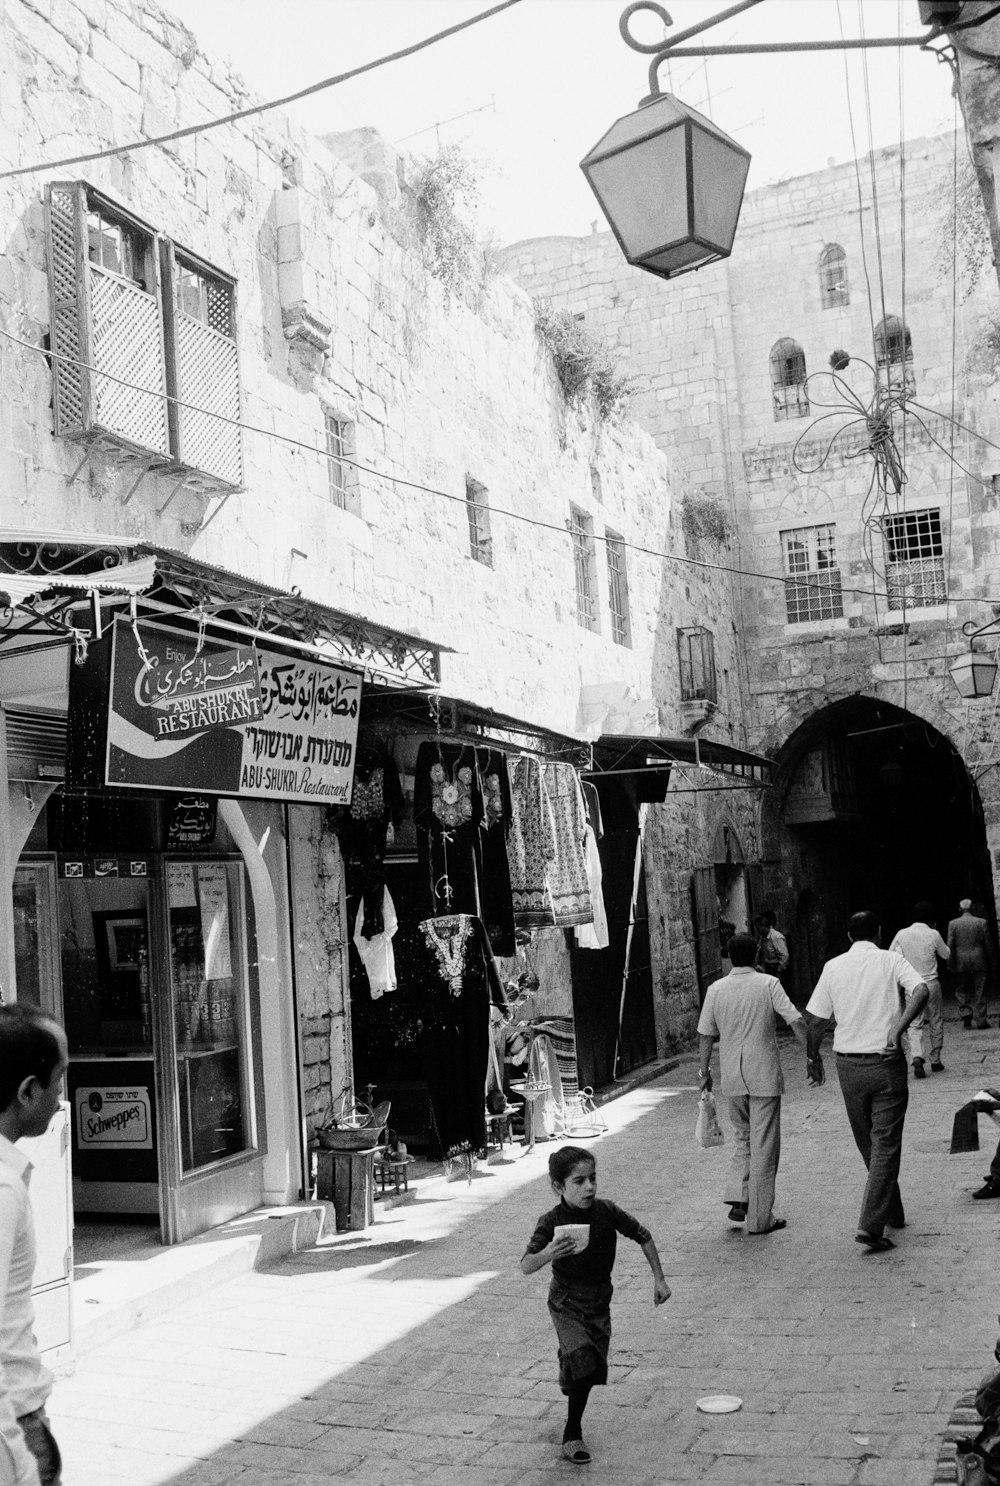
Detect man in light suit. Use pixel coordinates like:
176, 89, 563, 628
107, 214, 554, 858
698, 934, 807, 1236
947, 899, 995, 1030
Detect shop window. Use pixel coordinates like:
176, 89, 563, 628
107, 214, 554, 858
678, 626, 717, 702
819, 243, 849, 308
874, 314, 915, 394
770, 337, 810, 420
570, 505, 599, 632
46, 182, 242, 491
465, 477, 493, 566
324, 412, 359, 512
782, 524, 844, 623
883, 508, 946, 608
606, 529, 631, 647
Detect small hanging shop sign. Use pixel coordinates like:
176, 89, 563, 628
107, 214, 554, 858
101, 617, 361, 804
165, 795, 217, 851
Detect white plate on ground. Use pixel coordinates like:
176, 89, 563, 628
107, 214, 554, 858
696, 1395, 742, 1414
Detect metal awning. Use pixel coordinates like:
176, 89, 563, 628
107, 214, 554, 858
585, 733, 774, 788
0, 537, 447, 690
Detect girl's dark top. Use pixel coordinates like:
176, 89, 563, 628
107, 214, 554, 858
524, 1197, 652, 1285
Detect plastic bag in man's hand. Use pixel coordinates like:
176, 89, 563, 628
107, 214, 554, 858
695, 1089, 725, 1148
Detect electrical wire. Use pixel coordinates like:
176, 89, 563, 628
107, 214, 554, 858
0, 323, 927, 608
0, 0, 523, 182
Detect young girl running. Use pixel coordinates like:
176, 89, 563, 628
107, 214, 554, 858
521, 1145, 671, 1465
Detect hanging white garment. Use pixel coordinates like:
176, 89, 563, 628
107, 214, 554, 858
575, 824, 610, 949
353, 887, 398, 998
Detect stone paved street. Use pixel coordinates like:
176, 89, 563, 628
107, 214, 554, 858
50, 1014, 1000, 1485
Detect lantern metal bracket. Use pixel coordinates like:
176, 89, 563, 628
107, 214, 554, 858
962, 613, 1000, 644
618, 0, 997, 101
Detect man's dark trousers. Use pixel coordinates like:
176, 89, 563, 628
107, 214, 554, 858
835, 1051, 908, 1237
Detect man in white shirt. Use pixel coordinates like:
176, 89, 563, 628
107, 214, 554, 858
0, 1005, 69, 1486
805, 910, 927, 1254
889, 901, 949, 1077
698, 934, 807, 1235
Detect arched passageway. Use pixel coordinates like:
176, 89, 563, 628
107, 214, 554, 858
764, 697, 994, 1003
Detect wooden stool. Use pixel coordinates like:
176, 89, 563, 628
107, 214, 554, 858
314, 1146, 377, 1231
374, 1156, 413, 1194
486, 1106, 518, 1149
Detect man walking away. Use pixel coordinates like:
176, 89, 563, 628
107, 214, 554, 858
805, 910, 928, 1254
0, 1005, 69, 1486
698, 933, 807, 1235
754, 912, 789, 982
889, 901, 949, 1076
947, 899, 994, 1030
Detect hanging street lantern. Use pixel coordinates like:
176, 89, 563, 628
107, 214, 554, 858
949, 645, 999, 700
583, 0, 964, 282
580, 89, 751, 281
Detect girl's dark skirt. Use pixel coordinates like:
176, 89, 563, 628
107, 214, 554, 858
548, 1278, 613, 1394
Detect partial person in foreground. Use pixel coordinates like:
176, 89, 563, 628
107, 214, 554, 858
0, 1004, 69, 1486
521, 1146, 671, 1465
698, 932, 807, 1235
805, 910, 927, 1254
889, 900, 949, 1077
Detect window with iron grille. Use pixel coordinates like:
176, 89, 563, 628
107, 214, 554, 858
819, 244, 849, 308
874, 314, 915, 393
324, 413, 358, 512
465, 477, 493, 566
770, 337, 810, 420
678, 627, 717, 703
45, 182, 243, 491
883, 509, 946, 608
606, 529, 631, 646
781, 524, 844, 623
570, 506, 599, 631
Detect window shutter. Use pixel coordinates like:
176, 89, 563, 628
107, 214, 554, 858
691, 864, 722, 1000
45, 182, 170, 457
161, 241, 243, 490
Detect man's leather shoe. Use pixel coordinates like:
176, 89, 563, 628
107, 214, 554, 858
912, 1058, 925, 1078
931, 1061, 945, 1072
973, 1180, 1000, 1200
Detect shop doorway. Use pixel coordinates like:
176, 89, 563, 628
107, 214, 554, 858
770, 697, 994, 1001
15, 845, 264, 1244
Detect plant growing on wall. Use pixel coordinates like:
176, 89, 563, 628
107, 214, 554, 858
681, 491, 730, 553
409, 145, 481, 304
534, 304, 636, 421
939, 152, 994, 298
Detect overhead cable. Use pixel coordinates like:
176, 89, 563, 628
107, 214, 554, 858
0, 0, 523, 181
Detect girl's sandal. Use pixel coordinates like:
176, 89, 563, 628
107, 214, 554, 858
562, 1440, 592, 1464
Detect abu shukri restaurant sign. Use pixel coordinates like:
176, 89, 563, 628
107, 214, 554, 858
95, 617, 361, 804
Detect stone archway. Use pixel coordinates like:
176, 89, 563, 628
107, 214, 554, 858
760, 695, 995, 1003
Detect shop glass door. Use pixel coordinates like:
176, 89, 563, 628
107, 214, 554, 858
13, 860, 62, 1017
159, 858, 262, 1242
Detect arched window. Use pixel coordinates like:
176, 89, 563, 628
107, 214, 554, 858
819, 243, 849, 308
874, 315, 914, 393
770, 337, 809, 421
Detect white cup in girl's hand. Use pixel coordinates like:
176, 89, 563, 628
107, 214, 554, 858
554, 1224, 589, 1254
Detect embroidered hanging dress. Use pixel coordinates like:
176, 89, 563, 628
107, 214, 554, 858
507, 755, 557, 927
418, 913, 506, 1160
414, 742, 484, 921
541, 762, 593, 927
475, 748, 516, 957
328, 749, 403, 937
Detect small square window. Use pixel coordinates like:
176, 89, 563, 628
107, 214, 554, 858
466, 477, 493, 566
